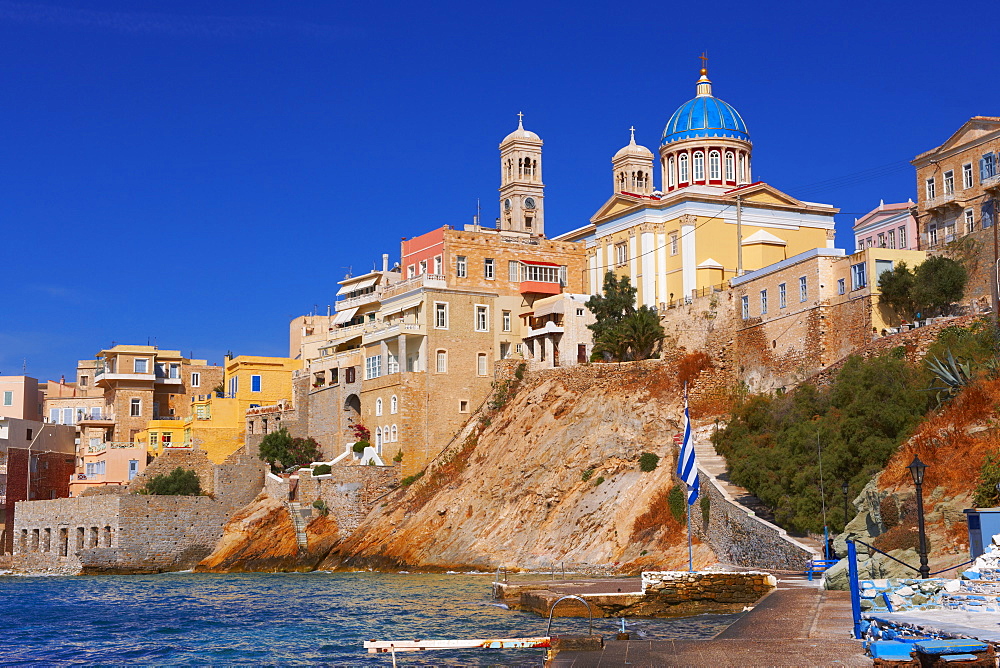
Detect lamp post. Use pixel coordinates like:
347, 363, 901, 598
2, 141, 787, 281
842, 480, 849, 528
908, 455, 931, 579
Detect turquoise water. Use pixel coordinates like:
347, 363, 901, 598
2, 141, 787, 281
0, 572, 741, 665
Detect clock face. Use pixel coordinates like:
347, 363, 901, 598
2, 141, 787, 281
504, 198, 512, 211
524, 197, 536, 210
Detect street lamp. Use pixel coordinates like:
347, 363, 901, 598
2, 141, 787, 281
842, 480, 849, 528
907, 455, 931, 579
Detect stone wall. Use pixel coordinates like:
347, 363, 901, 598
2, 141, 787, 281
694, 470, 816, 571
641, 570, 777, 611
296, 463, 398, 533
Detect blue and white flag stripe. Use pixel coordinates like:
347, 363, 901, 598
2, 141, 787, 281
676, 386, 699, 505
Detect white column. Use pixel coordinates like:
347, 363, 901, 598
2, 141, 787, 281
681, 221, 696, 298
628, 235, 637, 288
656, 232, 668, 309
641, 231, 655, 307
588, 253, 598, 295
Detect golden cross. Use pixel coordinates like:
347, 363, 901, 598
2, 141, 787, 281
699, 52, 708, 72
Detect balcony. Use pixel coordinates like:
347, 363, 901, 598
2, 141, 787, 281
381, 274, 447, 300
86, 441, 143, 454
155, 376, 183, 385
77, 414, 114, 426
336, 289, 384, 311
984, 172, 1000, 190
96, 371, 156, 386
524, 321, 565, 338
363, 321, 425, 345
924, 192, 959, 211
519, 280, 562, 297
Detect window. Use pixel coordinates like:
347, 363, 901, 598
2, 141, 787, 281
419, 259, 427, 274
837, 278, 846, 295
670, 232, 678, 255
502, 310, 511, 332
49, 408, 58, 423
376, 398, 383, 416
929, 224, 938, 245
229, 376, 238, 396
725, 152, 735, 181
251, 375, 261, 392
851, 262, 867, 290
925, 177, 936, 200
387, 353, 399, 374
739, 154, 747, 183
434, 302, 448, 329
888, 230, 896, 249
899, 226, 907, 249
668, 157, 675, 187
964, 163, 974, 189
433, 255, 442, 275
778, 283, 787, 309
799, 276, 808, 302
741, 295, 749, 319
134, 358, 148, 373
965, 208, 976, 234
484, 258, 495, 279
709, 151, 720, 180
760, 290, 768, 315
190, 372, 200, 387
576, 308, 584, 316
62, 407, 73, 424
80, 376, 88, 387
459, 400, 469, 413
679, 153, 689, 182
26, 428, 32, 440
365, 356, 382, 380
524, 264, 560, 283
436, 350, 447, 373
944, 170, 954, 195
877, 232, 886, 248
345, 367, 356, 384
390, 424, 397, 442
130, 398, 141, 417
375, 428, 382, 454
981, 152, 997, 181
508, 260, 520, 282
477, 353, 488, 376
875, 259, 893, 281
407, 265, 415, 278
390, 395, 398, 414
615, 242, 628, 266
2, 391, 11, 406
693, 151, 705, 180
456, 255, 467, 278
90, 407, 101, 419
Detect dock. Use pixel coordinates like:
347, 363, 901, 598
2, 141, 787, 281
546, 576, 870, 666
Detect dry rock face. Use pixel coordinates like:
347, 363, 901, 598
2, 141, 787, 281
196, 493, 340, 573
322, 362, 705, 573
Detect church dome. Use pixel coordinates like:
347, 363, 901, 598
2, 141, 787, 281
502, 114, 541, 143
614, 128, 653, 160
661, 71, 749, 145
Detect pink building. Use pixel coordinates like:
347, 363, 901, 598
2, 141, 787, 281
0, 376, 43, 422
853, 201, 919, 253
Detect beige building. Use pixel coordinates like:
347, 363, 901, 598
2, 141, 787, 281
912, 116, 1000, 305
0, 376, 43, 422
556, 65, 837, 306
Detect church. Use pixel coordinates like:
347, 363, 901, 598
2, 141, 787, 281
553, 61, 839, 307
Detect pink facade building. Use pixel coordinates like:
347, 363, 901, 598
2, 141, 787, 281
0, 376, 43, 422
853, 201, 919, 253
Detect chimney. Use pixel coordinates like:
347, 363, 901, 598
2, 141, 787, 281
60, 374, 65, 384
382, 254, 389, 273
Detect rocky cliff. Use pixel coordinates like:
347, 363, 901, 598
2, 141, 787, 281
321, 361, 718, 573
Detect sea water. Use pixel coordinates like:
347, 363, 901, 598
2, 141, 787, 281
0, 571, 741, 665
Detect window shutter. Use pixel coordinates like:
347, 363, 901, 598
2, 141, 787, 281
981, 158, 988, 181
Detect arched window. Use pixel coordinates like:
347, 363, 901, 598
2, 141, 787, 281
739, 154, 747, 183
375, 398, 383, 416
390, 395, 398, 414
531, 159, 537, 179
709, 151, 720, 180
390, 425, 398, 442
375, 427, 382, 453
636, 170, 646, 190
678, 153, 689, 182
725, 152, 735, 181
618, 172, 626, 191
668, 157, 675, 187
693, 151, 705, 181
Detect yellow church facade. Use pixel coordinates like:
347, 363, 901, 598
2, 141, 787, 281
555, 65, 838, 306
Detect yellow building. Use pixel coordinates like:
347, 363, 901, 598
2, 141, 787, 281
555, 63, 838, 305
135, 419, 188, 457
183, 355, 301, 463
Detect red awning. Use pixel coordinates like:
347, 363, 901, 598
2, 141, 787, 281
522, 260, 560, 267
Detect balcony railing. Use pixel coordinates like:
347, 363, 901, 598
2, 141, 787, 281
924, 192, 959, 209
86, 441, 143, 454
381, 273, 447, 299
336, 289, 384, 310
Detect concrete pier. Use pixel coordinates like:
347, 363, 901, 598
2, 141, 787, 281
546, 576, 870, 666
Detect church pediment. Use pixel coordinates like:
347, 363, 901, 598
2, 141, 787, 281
730, 183, 805, 208
591, 194, 645, 223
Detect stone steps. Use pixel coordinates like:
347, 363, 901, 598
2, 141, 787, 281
941, 592, 1000, 612
287, 502, 309, 548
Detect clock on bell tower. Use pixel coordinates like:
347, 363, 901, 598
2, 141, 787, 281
498, 112, 545, 237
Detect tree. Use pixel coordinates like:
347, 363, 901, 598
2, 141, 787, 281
878, 261, 918, 321
258, 427, 322, 472
913, 255, 967, 316
140, 467, 202, 496
585, 271, 637, 343
621, 305, 665, 360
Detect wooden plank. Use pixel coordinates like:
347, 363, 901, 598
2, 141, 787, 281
364, 636, 551, 653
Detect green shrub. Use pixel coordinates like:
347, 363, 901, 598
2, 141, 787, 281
594, 476, 605, 486
401, 470, 425, 487
700, 495, 711, 524
639, 452, 659, 472
352, 440, 369, 453
581, 468, 595, 482
668, 485, 686, 523
312, 464, 332, 476
974, 453, 1000, 507
140, 467, 201, 496
514, 363, 526, 380
393, 450, 404, 463
312, 498, 329, 515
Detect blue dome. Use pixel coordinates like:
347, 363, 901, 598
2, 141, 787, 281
662, 90, 750, 145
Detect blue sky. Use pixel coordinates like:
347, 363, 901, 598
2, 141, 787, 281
2, 0, 997, 382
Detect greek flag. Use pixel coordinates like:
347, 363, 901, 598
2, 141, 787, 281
676, 386, 699, 505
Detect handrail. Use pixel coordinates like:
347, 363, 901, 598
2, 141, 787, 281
854, 538, 974, 577
545, 595, 593, 637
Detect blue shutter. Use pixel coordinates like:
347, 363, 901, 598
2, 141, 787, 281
981, 158, 989, 181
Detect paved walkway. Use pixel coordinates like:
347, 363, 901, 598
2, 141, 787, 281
691, 422, 824, 556
547, 576, 870, 666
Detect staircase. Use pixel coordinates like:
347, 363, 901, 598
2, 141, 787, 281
941, 568, 1000, 612
286, 502, 309, 549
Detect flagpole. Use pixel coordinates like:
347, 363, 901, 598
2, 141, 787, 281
686, 494, 693, 572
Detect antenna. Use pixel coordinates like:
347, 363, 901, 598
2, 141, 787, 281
342, 266, 353, 279
476, 198, 481, 226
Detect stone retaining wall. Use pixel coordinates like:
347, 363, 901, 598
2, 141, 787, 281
642, 570, 776, 609
297, 464, 398, 533
694, 470, 817, 571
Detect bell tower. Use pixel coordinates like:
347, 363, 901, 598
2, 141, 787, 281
612, 127, 655, 196
499, 112, 545, 236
